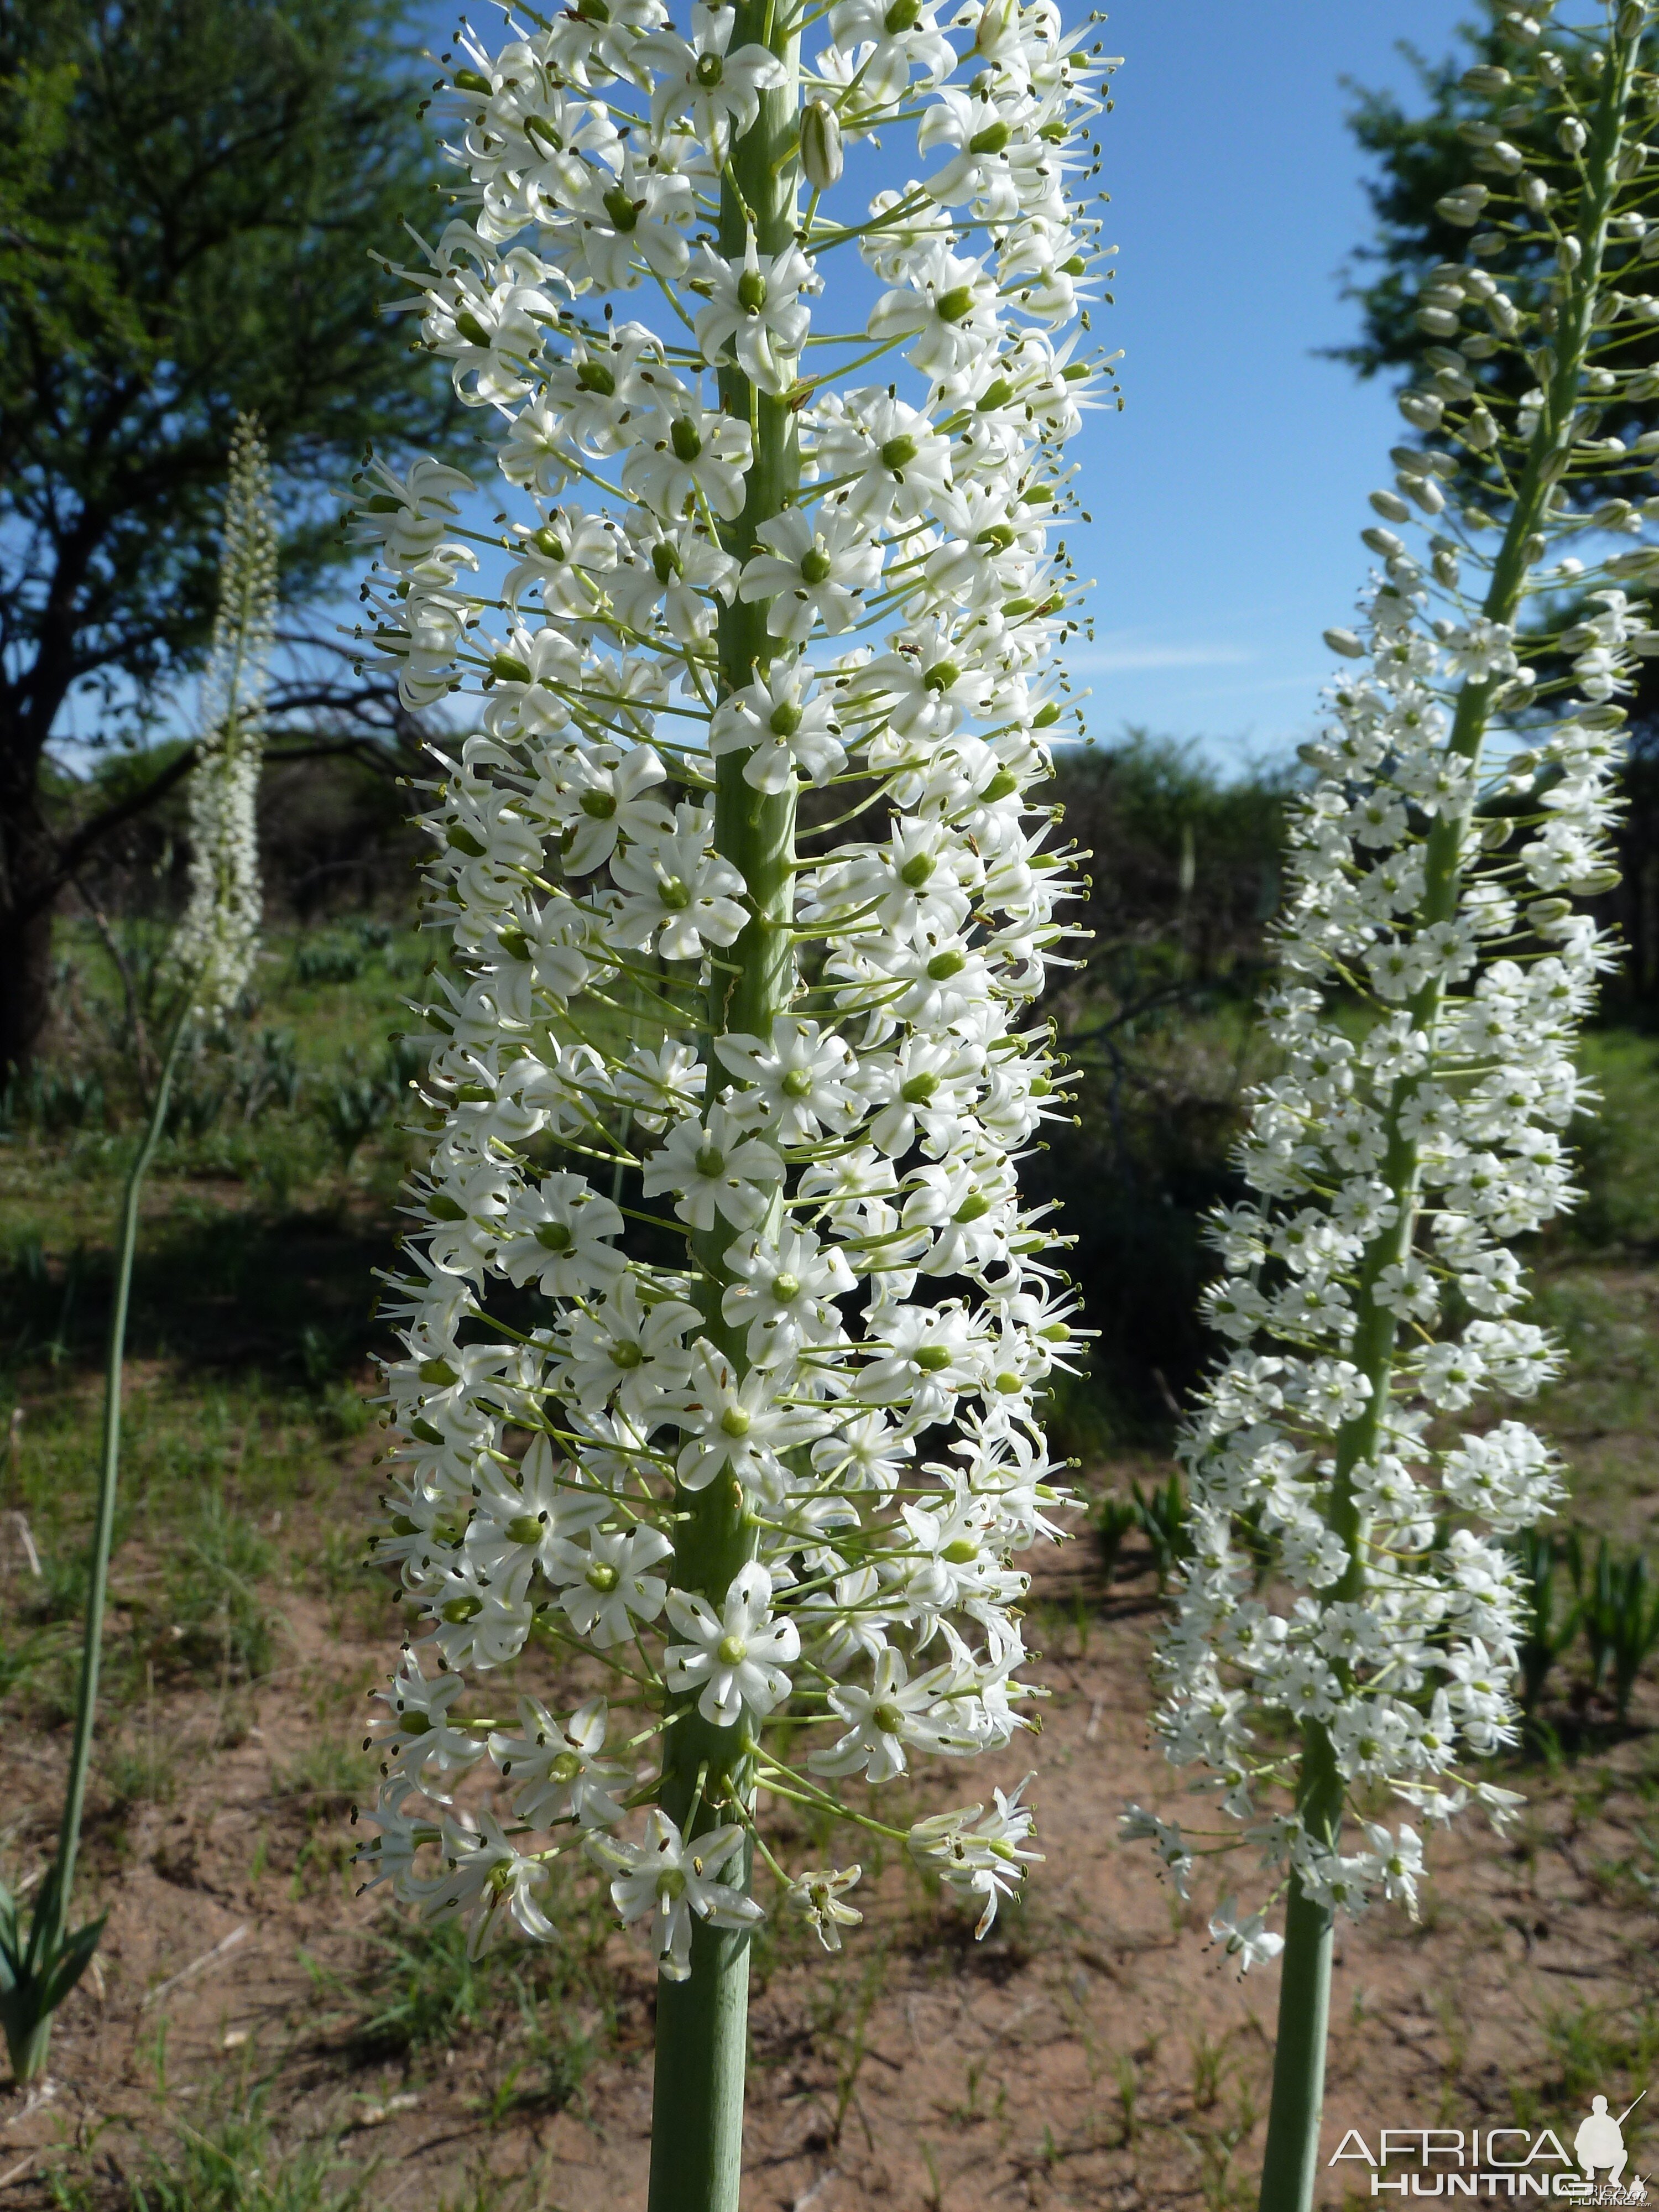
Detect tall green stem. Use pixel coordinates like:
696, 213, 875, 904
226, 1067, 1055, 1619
647, 12, 800, 2207
4, 1012, 189, 2084
1256, 30, 1640, 2210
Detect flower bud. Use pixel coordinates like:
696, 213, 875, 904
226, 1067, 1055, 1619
1436, 184, 1490, 227
973, 0, 1014, 55
800, 100, 844, 190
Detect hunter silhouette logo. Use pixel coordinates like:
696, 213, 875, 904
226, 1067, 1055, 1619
1329, 2090, 1648, 2199
1575, 2095, 1646, 2201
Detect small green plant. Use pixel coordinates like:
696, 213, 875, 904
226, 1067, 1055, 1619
312, 1036, 415, 1167
165, 1066, 229, 1142
1114, 2051, 1140, 2146
315, 1067, 387, 1165
1130, 1472, 1190, 1593
275, 1740, 377, 1809
105, 1668, 179, 1809
294, 934, 367, 987
165, 1494, 275, 1681
1574, 1538, 1659, 1719
128, 2080, 371, 2211
810, 1943, 890, 2151
1, 1062, 107, 1135
234, 1027, 302, 1120
1507, 1529, 1582, 1715
1190, 2028, 1227, 2114
1091, 1491, 1137, 1587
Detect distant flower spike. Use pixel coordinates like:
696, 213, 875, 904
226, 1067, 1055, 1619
171, 413, 275, 1018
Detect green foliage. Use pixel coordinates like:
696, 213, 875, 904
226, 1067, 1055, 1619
1, 0, 460, 695
1090, 1491, 1138, 1585
294, 936, 368, 988
1334, 22, 1659, 1022
1506, 1528, 1583, 1715
326, 1903, 614, 2110
121, 2080, 372, 2212
0, 0, 462, 1071
164, 1491, 275, 1681
1571, 1535, 1659, 1720
1563, 1030, 1659, 1250
1, 1063, 106, 1135
313, 1036, 421, 1167
1034, 735, 1291, 1436
1129, 1473, 1191, 1594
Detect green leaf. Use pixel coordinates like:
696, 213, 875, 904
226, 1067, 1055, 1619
39, 1913, 107, 2016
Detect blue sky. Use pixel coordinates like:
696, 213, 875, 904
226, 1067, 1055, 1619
60, 2, 1476, 770
401, 0, 1477, 768
1067, 0, 1472, 766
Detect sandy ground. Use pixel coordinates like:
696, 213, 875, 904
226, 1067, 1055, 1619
4, 1501, 1657, 2212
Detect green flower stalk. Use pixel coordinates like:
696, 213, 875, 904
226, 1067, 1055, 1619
0, 416, 275, 2084
1121, 7, 1653, 2207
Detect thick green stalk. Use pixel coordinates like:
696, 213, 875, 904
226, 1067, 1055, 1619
6, 1014, 189, 2084
647, 14, 800, 2209
1256, 31, 1640, 2210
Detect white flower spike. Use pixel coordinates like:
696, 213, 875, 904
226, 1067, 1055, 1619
1121, 6, 1647, 2201
350, 0, 1114, 2194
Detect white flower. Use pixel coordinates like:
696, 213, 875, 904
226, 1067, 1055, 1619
909, 1777, 1042, 1938
671, 1342, 825, 1496
664, 1562, 801, 1727
786, 1865, 864, 1952
172, 415, 275, 1019
711, 659, 847, 791
553, 744, 672, 875
554, 1275, 700, 1420
587, 1809, 763, 1981
359, 0, 1107, 1990
622, 401, 754, 521
714, 1018, 863, 1142
692, 237, 814, 395
637, 6, 787, 151
1207, 1898, 1285, 1975
497, 1173, 627, 1295
721, 1225, 856, 1367
489, 1695, 632, 1828
639, 1105, 783, 1232
738, 508, 883, 642
550, 1522, 675, 1646
368, 1648, 486, 1797
808, 1644, 958, 1782
868, 243, 1000, 376
609, 803, 749, 959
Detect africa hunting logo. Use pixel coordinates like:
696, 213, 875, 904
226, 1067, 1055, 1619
1330, 2091, 1648, 2201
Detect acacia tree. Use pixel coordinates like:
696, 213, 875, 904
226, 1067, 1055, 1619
0, 0, 462, 1077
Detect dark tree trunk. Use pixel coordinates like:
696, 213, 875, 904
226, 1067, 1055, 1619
0, 895, 55, 1084
0, 742, 60, 1081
